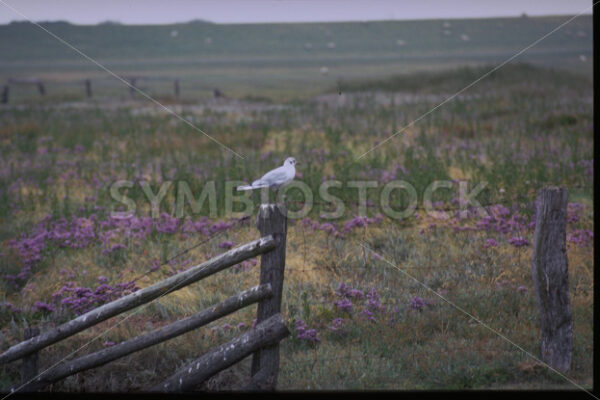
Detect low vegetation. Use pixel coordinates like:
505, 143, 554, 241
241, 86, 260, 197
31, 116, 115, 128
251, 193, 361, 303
0, 62, 592, 391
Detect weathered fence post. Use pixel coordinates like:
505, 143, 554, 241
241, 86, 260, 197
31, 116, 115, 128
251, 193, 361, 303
251, 203, 287, 389
85, 79, 92, 98
129, 78, 137, 97
36, 82, 45, 96
531, 187, 573, 372
21, 327, 40, 386
174, 79, 180, 99
1, 85, 8, 104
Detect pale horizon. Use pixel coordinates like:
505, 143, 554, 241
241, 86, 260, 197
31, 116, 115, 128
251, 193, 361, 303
0, 0, 593, 25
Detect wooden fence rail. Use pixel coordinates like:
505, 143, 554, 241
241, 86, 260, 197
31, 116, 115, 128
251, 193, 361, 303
0, 236, 276, 365
126, 76, 181, 99
20, 284, 273, 391
1, 203, 289, 392
1, 78, 46, 104
153, 313, 288, 392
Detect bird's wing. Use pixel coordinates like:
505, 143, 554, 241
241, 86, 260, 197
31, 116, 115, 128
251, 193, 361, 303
255, 166, 289, 186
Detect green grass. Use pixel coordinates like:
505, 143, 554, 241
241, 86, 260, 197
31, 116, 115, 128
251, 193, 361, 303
0, 35, 593, 393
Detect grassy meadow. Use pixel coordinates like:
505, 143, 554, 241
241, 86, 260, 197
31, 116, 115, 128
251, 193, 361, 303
0, 15, 594, 392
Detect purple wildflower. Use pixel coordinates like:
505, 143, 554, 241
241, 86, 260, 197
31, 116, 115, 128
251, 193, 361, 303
295, 319, 320, 343
409, 296, 425, 311
334, 298, 353, 312
335, 282, 349, 297
567, 229, 593, 246
347, 289, 364, 299
361, 308, 376, 322
508, 236, 530, 247
3, 302, 22, 314
366, 288, 382, 311
33, 301, 54, 313
484, 238, 498, 248
150, 259, 161, 272
328, 318, 345, 332
320, 223, 338, 235
218, 241, 235, 249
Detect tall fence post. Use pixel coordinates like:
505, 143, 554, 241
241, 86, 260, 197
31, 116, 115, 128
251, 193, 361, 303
21, 327, 40, 386
251, 203, 287, 389
531, 187, 573, 372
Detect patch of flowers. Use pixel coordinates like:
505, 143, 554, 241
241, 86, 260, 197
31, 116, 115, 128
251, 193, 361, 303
409, 296, 426, 311
484, 238, 498, 247
508, 236, 530, 247
218, 241, 235, 249
343, 214, 384, 232
51, 279, 139, 316
335, 282, 387, 323
3, 212, 240, 287
294, 319, 320, 344
328, 317, 346, 333
567, 229, 593, 246
32, 301, 54, 313
446, 202, 591, 249
334, 298, 353, 313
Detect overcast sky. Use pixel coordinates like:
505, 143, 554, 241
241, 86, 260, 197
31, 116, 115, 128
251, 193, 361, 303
0, 0, 593, 25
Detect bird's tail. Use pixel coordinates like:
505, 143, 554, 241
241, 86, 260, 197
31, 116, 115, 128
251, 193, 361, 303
236, 182, 270, 191
236, 185, 254, 191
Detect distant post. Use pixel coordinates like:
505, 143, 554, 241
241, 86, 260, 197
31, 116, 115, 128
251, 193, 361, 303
37, 82, 45, 96
1, 85, 8, 104
531, 187, 573, 372
251, 203, 287, 389
174, 79, 180, 99
129, 78, 137, 97
85, 79, 92, 98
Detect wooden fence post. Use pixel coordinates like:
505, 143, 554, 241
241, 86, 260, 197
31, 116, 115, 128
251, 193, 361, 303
174, 79, 180, 99
531, 187, 573, 372
36, 82, 45, 96
21, 327, 40, 386
129, 78, 137, 97
1, 85, 8, 104
251, 203, 287, 389
85, 79, 92, 98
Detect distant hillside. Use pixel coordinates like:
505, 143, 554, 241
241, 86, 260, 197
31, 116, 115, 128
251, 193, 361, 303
0, 15, 592, 101
336, 63, 591, 94
0, 16, 591, 62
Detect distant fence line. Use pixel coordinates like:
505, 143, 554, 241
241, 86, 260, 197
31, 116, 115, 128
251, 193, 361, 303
0, 203, 290, 392
0, 76, 231, 103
